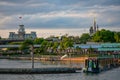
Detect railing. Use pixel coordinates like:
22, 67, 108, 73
0, 45, 40, 48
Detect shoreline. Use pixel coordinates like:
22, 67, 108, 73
0, 56, 87, 62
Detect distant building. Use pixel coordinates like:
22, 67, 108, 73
89, 18, 99, 36
9, 25, 37, 40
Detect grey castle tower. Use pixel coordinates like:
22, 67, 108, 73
89, 17, 99, 36
93, 17, 96, 33
18, 25, 25, 39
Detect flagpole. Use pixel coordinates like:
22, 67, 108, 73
19, 16, 23, 25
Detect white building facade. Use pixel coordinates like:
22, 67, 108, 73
9, 25, 37, 40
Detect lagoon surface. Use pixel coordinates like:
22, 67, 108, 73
0, 59, 120, 80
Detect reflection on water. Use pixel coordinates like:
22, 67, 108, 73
40, 60, 84, 68
0, 68, 120, 80
0, 59, 84, 68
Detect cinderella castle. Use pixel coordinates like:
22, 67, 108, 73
9, 25, 37, 40
89, 18, 99, 36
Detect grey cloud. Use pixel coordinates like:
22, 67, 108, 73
0, 17, 91, 29
0, 0, 120, 16
0, 0, 120, 30
100, 0, 120, 6
0, 0, 28, 4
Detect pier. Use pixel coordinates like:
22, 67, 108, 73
0, 67, 76, 74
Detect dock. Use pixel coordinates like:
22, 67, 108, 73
0, 67, 76, 74
83, 57, 120, 73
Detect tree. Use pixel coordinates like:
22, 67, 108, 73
91, 31, 101, 42
59, 36, 73, 54
34, 38, 44, 44
80, 33, 91, 44
114, 32, 120, 42
19, 39, 33, 51
60, 37, 73, 49
52, 42, 59, 54
53, 42, 59, 49
73, 36, 80, 44
40, 40, 48, 53
8, 42, 22, 51
20, 39, 34, 69
92, 29, 115, 42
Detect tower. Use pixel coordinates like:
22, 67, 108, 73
97, 24, 99, 31
93, 17, 96, 33
89, 26, 94, 36
89, 17, 99, 36
18, 25, 25, 39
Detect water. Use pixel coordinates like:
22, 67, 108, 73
0, 59, 120, 80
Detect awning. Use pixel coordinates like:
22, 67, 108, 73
98, 48, 120, 51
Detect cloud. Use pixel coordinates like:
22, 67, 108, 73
0, 0, 120, 30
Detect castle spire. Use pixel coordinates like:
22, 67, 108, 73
97, 24, 99, 31
93, 17, 96, 32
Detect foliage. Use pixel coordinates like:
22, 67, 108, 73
34, 38, 44, 44
41, 40, 48, 47
73, 36, 80, 44
23, 39, 34, 45
60, 36, 73, 49
19, 39, 33, 51
19, 43, 28, 50
92, 29, 115, 42
9, 42, 22, 45
7, 47, 19, 50
7, 42, 22, 50
39, 40, 48, 53
114, 32, 120, 42
79, 33, 91, 44
53, 42, 59, 49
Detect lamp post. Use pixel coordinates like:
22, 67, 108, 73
30, 45, 34, 69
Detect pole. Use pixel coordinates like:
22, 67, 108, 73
31, 45, 34, 69
69, 53, 71, 67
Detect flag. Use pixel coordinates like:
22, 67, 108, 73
19, 16, 22, 19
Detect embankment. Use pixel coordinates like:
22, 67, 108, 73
0, 67, 76, 74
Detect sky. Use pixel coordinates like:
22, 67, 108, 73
0, 0, 120, 38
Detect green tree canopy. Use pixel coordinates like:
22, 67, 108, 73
39, 40, 48, 53
53, 42, 59, 49
7, 42, 22, 50
41, 40, 48, 47
114, 32, 120, 42
19, 39, 34, 50
34, 38, 44, 44
92, 29, 115, 42
60, 36, 73, 49
79, 33, 91, 44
